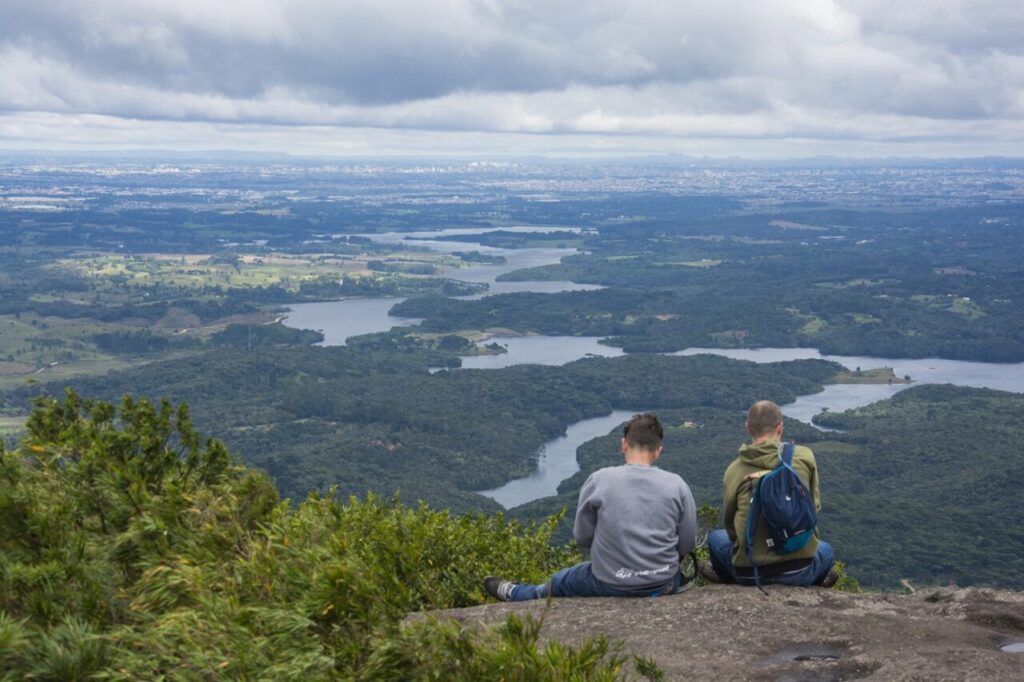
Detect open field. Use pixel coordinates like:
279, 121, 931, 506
911, 294, 986, 320
848, 313, 882, 325
0, 243, 474, 384
815, 278, 892, 289
0, 313, 121, 365
50, 246, 468, 297
0, 355, 156, 392
60, 252, 365, 291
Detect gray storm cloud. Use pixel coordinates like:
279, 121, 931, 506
0, 0, 1021, 154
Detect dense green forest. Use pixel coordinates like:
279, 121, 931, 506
0, 391, 657, 679
394, 204, 1024, 362
9, 350, 840, 514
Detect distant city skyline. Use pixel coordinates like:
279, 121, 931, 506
1, 1, 1022, 158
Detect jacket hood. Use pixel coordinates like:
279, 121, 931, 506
738, 438, 784, 469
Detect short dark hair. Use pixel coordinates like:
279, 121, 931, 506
747, 400, 783, 438
623, 413, 663, 451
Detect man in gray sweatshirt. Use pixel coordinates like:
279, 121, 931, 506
484, 413, 697, 601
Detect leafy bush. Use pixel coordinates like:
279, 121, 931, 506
365, 613, 649, 681
830, 561, 862, 593
0, 390, 633, 679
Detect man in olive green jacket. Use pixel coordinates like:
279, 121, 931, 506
702, 400, 836, 587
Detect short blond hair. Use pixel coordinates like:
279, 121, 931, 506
747, 400, 783, 438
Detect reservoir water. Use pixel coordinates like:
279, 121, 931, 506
285, 228, 1024, 402
283, 297, 421, 346
282, 229, 1024, 507
477, 409, 641, 509
357, 226, 603, 298
459, 335, 624, 370
672, 347, 1024, 425
284, 227, 600, 345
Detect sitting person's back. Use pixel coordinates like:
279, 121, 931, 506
723, 438, 821, 569
576, 459, 694, 589
701, 400, 837, 587
485, 413, 697, 600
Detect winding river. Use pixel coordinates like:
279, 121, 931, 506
477, 409, 642, 509
469, 343, 1024, 507
283, 229, 1024, 508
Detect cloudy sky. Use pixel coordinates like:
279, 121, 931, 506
1, 0, 1022, 158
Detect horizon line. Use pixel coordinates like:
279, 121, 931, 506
3, 148, 1024, 165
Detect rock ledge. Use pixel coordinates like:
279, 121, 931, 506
414, 586, 1024, 680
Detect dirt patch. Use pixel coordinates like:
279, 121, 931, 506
0, 361, 35, 376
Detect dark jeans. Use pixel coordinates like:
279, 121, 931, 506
707, 529, 834, 587
509, 561, 683, 601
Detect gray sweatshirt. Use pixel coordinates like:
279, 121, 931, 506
573, 464, 697, 588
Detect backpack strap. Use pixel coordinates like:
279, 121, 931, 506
744, 476, 764, 590
779, 441, 795, 467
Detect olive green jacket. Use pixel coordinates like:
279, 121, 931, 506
722, 438, 821, 567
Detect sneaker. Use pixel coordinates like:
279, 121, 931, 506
819, 568, 840, 589
483, 576, 518, 601
697, 559, 722, 584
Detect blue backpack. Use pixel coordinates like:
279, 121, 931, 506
745, 442, 817, 582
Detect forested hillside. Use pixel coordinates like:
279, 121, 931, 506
9, 350, 839, 512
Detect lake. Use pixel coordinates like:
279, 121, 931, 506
458, 335, 624, 370
459, 340, 1024, 420
284, 227, 600, 345
477, 409, 642, 509
672, 347, 1024, 424
283, 297, 421, 346
282, 229, 1024, 507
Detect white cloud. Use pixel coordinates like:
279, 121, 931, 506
0, 0, 1021, 156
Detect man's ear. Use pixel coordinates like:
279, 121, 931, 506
620, 437, 629, 454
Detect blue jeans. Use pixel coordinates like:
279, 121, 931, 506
509, 561, 683, 601
707, 529, 834, 587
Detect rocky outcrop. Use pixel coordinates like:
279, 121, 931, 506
415, 586, 1024, 680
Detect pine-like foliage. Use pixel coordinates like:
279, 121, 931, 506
0, 390, 650, 680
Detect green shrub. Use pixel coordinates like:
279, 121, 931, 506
366, 612, 666, 681
0, 391, 629, 679
830, 560, 862, 593
0, 612, 30, 681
